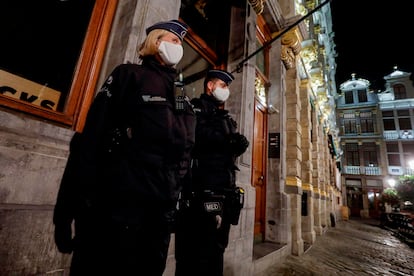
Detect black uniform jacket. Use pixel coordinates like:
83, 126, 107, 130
54, 57, 195, 226
190, 94, 245, 193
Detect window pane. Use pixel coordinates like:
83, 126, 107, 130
360, 119, 374, 133
363, 143, 377, 166
178, 41, 211, 98
359, 111, 371, 118
345, 143, 359, 165
345, 91, 353, 104
256, 40, 265, 75
344, 113, 355, 119
399, 118, 411, 130
382, 111, 394, 117
344, 120, 357, 133
388, 154, 401, 166
357, 89, 367, 102
394, 84, 406, 100
180, 0, 229, 54
402, 143, 414, 154
383, 119, 396, 130
386, 143, 399, 152
397, 109, 409, 116
0, 0, 95, 111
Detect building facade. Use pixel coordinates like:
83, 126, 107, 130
0, 0, 341, 275
338, 67, 414, 219
378, 67, 414, 202
337, 74, 384, 218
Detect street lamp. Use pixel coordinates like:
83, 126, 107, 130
409, 160, 414, 169
387, 178, 396, 188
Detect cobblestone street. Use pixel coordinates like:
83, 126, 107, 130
259, 219, 414, 276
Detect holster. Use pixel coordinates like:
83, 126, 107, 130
223, 187, 245, 225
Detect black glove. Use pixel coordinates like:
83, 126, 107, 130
54, 222, 73, 254
229, 133, 249, 157
164, 208, 178, 233
227, 116, 238, 130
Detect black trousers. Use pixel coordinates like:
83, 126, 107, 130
174, 205, 231, 276
69, 211, 171, 276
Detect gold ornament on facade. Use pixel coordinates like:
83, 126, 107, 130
281, 30, 302, 69
281, 31, 301, 55
295, 0, 308, 16
302, 182, 313, 191
317, 92, 328, 103
286, 176, 302, 187
310, 71, 324, 93
248, 0, 265, 14
314, 24, 321, 35
305, 0, 316, 10
254, 77, 267, 105
281, 46, 296, 69
301, 39, 316, 51
194, 0, 207, 18
300, 40, 318, 75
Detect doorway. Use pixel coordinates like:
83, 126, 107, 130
368, 189, 381, 218
346, 186, 363, 217
253, 100, 267, 242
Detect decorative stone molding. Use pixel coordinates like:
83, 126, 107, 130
301, 39, 317, 65
248, 0, 265, 14
295, 0, 308, 16
302, 182, 313, 191
281, 30, 302, 69
305, 0, 316, 10
286, 176, 302, 187
281, 45, 296, 69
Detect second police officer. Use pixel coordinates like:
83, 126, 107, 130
175, 69, 249, 276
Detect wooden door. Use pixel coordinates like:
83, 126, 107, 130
253, 100, 266, 240
368, 189, 381, 219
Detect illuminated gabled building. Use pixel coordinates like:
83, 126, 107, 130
337, 67, 414, 218
337, 73, 384, 218
377, 67, 414, 192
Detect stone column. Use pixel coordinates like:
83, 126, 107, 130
284, 39, 304, 255
266, 37, 290, 248
312, 108, 323, 235
319, 130, 328, 228
299, 80, 316, 245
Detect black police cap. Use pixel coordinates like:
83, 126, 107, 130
207, 69, 235, 85
146, 19, 188, 41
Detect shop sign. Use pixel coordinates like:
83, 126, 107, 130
0, 69, 61, 110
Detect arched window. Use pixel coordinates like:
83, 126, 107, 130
393, 84, 407, 100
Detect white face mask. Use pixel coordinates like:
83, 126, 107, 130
158, 41, 183, 66
212, 87, 230, 102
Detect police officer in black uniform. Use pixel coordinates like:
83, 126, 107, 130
175, 69, 249, 276
53, 20, 195, 276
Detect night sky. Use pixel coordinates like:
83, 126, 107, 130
330, 0, 414, 92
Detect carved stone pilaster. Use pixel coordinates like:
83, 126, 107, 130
281, 30, 302, 69
248, 0, 265, 14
